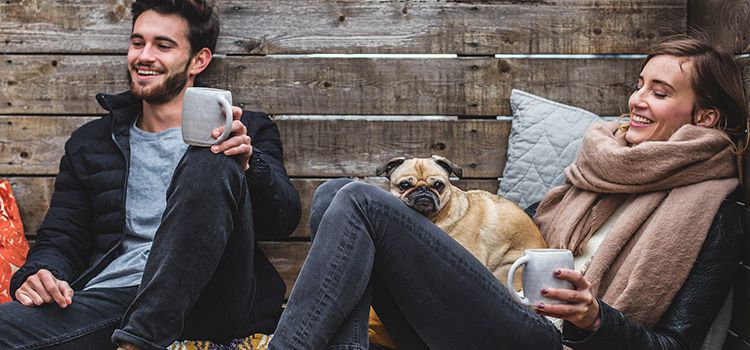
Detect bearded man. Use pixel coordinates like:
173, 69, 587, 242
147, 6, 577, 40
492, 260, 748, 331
0, 1, 301, 349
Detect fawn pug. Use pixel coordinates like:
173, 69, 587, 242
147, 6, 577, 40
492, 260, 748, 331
376, 155, 547, 287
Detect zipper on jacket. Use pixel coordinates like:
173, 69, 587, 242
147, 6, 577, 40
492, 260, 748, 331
71, 111, 132, 289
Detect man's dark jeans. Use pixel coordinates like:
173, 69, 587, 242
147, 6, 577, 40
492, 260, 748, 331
0, 147, 260, 350
269, 179, 562, 350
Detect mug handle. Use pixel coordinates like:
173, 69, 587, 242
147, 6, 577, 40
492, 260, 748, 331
213, 96, 234, 144
507, 255, 530, 306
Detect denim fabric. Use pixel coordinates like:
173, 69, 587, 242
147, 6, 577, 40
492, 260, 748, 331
113, 147, 260, 349
269, 179, 563, 350
0, 148, 263, 349
0, 287, 137, 350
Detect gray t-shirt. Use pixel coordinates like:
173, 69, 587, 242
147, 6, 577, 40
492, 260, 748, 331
85, 122, 187, 290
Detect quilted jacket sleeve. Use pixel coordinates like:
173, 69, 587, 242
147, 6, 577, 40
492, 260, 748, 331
242, 112, 301, 239
562, 198, 745, 350
10, 139, 96, 296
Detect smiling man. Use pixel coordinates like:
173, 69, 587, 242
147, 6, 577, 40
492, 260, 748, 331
0, 1, 301, 349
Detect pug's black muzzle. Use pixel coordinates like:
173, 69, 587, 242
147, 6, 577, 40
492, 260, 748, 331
405, 186, 439, 216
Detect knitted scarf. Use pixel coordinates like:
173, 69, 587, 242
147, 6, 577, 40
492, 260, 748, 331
534, 122, 738, 326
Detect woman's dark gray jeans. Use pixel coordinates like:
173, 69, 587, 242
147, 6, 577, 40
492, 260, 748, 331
269, 179, 562, 350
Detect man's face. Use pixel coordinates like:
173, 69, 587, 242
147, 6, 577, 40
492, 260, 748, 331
127, 10, 193, 104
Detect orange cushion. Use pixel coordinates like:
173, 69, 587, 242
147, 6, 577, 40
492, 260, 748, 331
369, 307, 397, 349
0, 179, 29, 303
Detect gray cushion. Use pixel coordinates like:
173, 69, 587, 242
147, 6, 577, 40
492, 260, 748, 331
498, 90, 602, 208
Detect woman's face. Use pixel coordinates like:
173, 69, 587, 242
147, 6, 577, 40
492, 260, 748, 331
626, 55, 700, 145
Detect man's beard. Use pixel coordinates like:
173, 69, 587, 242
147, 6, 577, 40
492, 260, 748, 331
128, 62, 189, 104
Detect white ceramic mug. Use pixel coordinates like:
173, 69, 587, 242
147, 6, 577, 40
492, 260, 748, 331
506, 248, 575, 306
181, 87, 234, 146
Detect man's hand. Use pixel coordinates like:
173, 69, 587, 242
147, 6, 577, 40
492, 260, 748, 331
15, 269, 74, 308
210, 106, 253, 171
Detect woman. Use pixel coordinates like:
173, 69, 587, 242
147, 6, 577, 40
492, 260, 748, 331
268, 37, 748, 350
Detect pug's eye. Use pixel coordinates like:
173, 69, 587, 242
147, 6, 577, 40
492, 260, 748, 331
398, 181, 412, 190
433, 181, 445, 191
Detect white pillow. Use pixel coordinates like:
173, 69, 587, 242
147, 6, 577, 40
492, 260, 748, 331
498, 90, 602, 208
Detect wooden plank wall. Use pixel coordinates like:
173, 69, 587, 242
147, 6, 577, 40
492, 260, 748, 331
1, 0, 749, 347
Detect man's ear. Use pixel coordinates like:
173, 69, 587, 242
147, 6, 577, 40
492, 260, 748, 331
189, 48, 212, 77
695, 108, 720, 128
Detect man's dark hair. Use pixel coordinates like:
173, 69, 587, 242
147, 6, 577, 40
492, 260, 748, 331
132, 0, 220, 56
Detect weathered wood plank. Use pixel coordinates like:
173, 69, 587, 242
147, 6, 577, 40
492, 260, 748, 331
0, 55, 639, 116
689, 0, 750, 54
258, 241, 309, 298
0, 117, 92, 175
0, 116, 510, 177
0, 0, 687, 55
6, 177, 54, 238
281, 119, 509, 177
10, 177, 499, 238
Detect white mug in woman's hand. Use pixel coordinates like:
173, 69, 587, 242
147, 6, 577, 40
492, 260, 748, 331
506, 249, 575, 306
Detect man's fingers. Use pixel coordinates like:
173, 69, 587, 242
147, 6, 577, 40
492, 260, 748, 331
15, 290, 33, 306
18, 286, 44, 306
231, 106, 243, 120
16, 270, 72, 308
25, 275, 53, 304
224, 143, 252, 156
211, 121, 246, 143
59, 280, 74, 305
39, 272, 68, 307
218, 136, 251, 154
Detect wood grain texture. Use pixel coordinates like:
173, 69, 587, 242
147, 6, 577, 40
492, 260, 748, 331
11, 177, 499, 238
5, 177, 54, 238
0, 116, 511, 177
0, 116, 93, 175
689, 0, 750, 54
0, 0, 686, 55
0, 55, 639, 116
258, 241, 309, 298
280, 119, 509, 178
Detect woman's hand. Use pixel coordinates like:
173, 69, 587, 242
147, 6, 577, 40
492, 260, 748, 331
534, 268, 601, 331
210, 106, 253, 171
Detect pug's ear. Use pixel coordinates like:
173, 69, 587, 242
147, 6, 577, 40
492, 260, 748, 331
431, 155, 463, 178
376, 157, 407, 178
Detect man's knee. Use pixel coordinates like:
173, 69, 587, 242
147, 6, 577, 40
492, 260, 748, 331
170, 147, 245, 195
179, 146, 243, 177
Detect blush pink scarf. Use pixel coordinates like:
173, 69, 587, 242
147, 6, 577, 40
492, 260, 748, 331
534, 122, 738, 326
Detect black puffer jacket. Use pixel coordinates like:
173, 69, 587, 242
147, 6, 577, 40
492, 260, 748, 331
10, 91, 301, 332
561, 194, 745, 349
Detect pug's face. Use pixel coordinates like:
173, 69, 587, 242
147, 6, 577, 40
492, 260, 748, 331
386, 158, 455, 217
